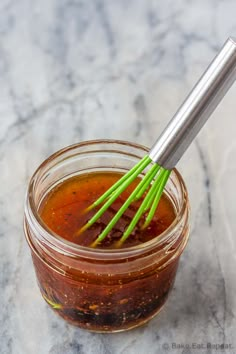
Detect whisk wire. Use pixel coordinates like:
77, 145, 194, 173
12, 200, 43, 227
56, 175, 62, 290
143, 169, 170, 229
143, 172, 163, 212
92, 155, 151, 208
76, 156, 150, 234
134, 165, 159, 200
91, 163, 160, 246
118, 168, 169, 245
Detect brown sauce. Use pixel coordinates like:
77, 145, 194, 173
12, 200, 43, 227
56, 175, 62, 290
33, 171, 180, 331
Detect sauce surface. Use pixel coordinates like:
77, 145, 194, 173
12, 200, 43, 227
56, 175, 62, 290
39, 172, 176, 248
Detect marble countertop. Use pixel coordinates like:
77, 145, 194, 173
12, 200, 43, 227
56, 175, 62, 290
1, 1, 236, 353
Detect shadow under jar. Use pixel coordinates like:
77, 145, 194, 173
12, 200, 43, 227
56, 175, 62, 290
24, 140, 190, 332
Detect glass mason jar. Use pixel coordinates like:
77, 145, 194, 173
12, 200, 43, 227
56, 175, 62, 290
24, 140, 190, 333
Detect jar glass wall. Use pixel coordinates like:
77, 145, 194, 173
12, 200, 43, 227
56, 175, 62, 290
24, 140, 190, 332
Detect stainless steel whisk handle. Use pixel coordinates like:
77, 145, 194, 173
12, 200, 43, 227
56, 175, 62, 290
149, 37, 236, 170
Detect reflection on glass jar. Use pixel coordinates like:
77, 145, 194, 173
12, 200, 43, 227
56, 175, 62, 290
24, 140, 190, 332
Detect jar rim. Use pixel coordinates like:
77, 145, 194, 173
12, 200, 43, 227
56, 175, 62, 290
25, 139, 189, 259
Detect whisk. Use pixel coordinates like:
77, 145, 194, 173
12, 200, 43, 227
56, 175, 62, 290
79, 37, 236, 247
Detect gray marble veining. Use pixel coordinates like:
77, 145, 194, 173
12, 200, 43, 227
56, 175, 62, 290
0, 1, 236, 353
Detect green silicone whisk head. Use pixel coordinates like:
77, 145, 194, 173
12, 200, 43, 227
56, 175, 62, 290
77, 155, 170, 247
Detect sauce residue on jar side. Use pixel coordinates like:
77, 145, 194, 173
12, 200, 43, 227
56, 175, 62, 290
39, 172, 176, 248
